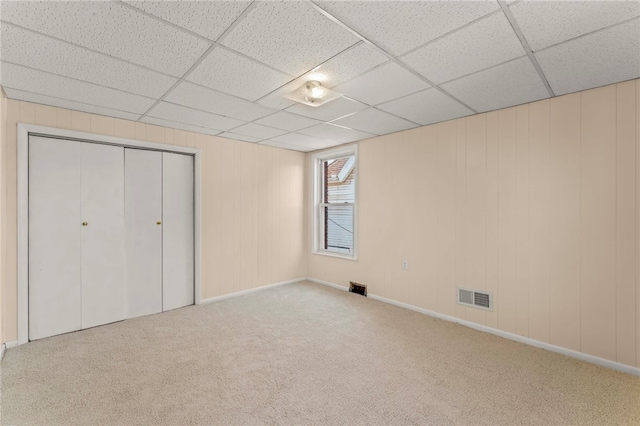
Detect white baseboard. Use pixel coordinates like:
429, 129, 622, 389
201, 277, 306, 304
306, 277, 640, 377
1, 340, 18, 361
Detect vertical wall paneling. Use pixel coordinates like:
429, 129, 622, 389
580, 85, 617, 361
35, 104, 57, 128
615, 80, 637, 367
515, 104, 529, 337
5, 99, 19, 342
219, 141, 234, 296
256, 145, 268, 288
239, 142, 253, 291
71, 111, 90, 132
497, 107, 517, 334
485, 111, 499, 329
549, 93, 582, 352
465, 114, 487, 326
114, 118, 135, 140
528, 99, 551, 343
455, 118, 467, 320
636, 79, 640, 368
437, 121, 457, 317
0, 94, 5, 343
90, 115, 114, 136
57, 108, 72, 130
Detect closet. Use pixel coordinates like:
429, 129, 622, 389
28, 136, 194, 341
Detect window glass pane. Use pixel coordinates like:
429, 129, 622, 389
323, 155, 355, 204
324, 204, 353, 254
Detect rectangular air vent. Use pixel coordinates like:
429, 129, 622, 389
457, 287, 493, 311
349, 281, 367, 296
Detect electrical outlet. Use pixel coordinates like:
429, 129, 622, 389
402, 260, 409, 270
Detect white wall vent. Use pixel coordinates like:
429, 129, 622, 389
457, 287, 493, 311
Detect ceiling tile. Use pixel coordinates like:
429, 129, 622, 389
306, 43, 389, 88
0, 62, 155, 114
147, 102, 245, 132
286, 97, 367, 122
268, 132, 339, 151
220, 1, 359, 76
331, 108, 417, 135
333, 62, 430, 105
229, 123, 288, 140
3, 87, 141, 121
259, 139, 313, 152
253, 112, 322, 132
123, 0, 251, 41
440, 57, 549, 113
0, 23, 178, 99
316, 1, 500, 55
166, 82, 276, 122
510, 0, 640, 51
535, 19, 640, 96
218, 132, 262, 143
377, 88, 473, 126
402, 13, 525, 84
0, 0, 210, 76
140, 116, 221, 137
187, 47, 293, 101
298, 123, 375, 143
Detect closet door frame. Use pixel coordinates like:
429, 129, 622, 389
16, 123, 202, 345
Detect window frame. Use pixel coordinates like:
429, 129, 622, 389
311, 145, 358, 261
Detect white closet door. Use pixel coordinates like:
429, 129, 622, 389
29, 137, 82, 340
162, 153, 194, 311
81, 143, 125, 329
125, 149, 163, 318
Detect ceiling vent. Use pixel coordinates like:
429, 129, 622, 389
457, 287, 493, 311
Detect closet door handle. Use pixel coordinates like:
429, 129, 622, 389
157, 221, 162, 225
82, 222, 88, 226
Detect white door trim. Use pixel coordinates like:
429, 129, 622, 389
17, 123, 203, 345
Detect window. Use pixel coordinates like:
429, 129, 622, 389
312, 146, 357, 259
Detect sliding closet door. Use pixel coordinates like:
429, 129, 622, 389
81, 143, 125, 329
125, 149, 163, 318
162, 153, 194, 311
29, 137, 82, 340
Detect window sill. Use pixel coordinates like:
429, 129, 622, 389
312, 250, 358, 261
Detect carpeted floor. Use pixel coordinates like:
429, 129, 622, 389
1, 281, 639, 425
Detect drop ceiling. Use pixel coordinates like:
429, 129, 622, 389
1, 0, 638, 152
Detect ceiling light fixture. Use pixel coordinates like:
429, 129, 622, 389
285, 80, 342, 107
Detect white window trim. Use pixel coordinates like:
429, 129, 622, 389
311, 145, 358, 261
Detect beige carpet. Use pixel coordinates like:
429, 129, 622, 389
1, 281, 639, 425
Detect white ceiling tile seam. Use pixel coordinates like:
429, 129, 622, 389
1, 86, 142, 119
137, 43, 219, 122
306, 1, 479, 115
114, 0, 215, 45
0, 20, 180, 80
436, 54, 528, 87
254, 40, 366, 104
0, 60, 157, 104
534, 15, 640, 55
398, 8, 504, 59
498, 0, 555, 97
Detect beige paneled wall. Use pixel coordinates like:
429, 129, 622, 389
0, 99, 307, 343
1, 90, 6, 345
307, 79, 640, 369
